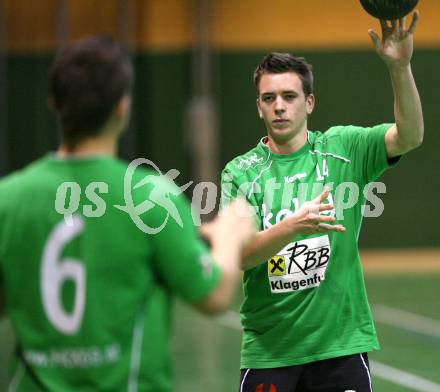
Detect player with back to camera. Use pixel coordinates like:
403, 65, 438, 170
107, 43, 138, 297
221, 11, 423, 392
0, 35, 256, 392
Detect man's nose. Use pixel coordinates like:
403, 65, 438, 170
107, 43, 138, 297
274, 97, 285, 114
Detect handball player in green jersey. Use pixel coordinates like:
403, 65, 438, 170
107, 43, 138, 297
0, 36, 256, 391
221, 12, 424, 392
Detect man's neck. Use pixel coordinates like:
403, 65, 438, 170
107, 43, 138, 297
267, 130, 308, 154
57, 134, 118, 158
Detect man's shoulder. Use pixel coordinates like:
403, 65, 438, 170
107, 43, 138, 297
0, 156, 49, 192
311, 124, 392, 166
313, 125, 370, 149
320, 124, 392, 140
222, 141, 268, 179
315, 125, 349, 139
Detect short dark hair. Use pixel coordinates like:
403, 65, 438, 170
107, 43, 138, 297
253, 52, 314, 97
49, 35, 133, 148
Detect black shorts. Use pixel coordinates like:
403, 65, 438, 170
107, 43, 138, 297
239, 353, 372, 392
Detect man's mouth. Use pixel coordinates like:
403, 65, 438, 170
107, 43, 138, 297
273, 119, 288, 124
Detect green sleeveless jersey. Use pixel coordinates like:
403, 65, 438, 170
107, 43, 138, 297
0, 155, 220, 391
221, 124, 395, 369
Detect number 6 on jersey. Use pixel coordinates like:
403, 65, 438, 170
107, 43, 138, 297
40, 215, 86, 335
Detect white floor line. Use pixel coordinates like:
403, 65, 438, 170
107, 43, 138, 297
216, 310, 440, 391
372, 304, 440, 339
370, 361, 440, 392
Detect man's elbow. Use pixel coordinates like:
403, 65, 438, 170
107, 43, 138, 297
406, 135, 423, 152
413, 132, 424, 148
193, 270, 239, 316
398, 131, 424, 154
194, 294, 229, 316
410, 124, 424, 148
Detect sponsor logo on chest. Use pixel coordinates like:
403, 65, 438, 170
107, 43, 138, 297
268, 235, 331, 293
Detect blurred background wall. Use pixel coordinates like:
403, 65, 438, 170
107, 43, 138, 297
0, 0, 439, 249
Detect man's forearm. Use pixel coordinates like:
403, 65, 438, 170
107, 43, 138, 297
194, 244, 242, 315
240, 188, 344, 270
241, 219, 296, 271
389, 64, 424, 150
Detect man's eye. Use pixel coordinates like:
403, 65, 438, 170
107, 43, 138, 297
262, 96, 274, 102
284, 94, 296, 101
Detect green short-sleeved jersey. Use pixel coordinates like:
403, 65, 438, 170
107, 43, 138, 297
0, 155, 221, 391
221, 124, 395, 369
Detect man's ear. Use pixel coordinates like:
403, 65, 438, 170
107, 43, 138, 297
306, 94, 315, 115
115, 95, 131, 118
108, 95, 131, 134
256, 98, 263, 119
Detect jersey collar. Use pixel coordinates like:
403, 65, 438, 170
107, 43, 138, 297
257, 131, 314, 161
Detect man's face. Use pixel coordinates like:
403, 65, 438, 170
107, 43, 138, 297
257, 72, 315, 144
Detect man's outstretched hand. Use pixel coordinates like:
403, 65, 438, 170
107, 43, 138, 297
368, 11, 419, 68
287, 187, 346, 236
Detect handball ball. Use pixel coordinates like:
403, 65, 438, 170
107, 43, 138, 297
359, 0, 419, 19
